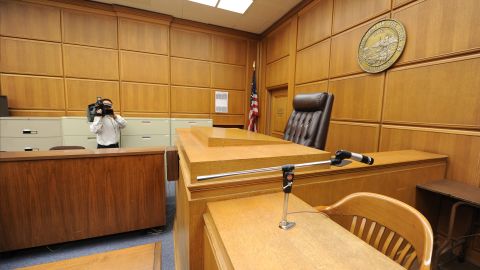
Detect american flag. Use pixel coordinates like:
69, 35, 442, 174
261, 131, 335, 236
247, 67, 258, 132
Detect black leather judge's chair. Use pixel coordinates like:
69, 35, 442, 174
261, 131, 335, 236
283, 92, 334, 150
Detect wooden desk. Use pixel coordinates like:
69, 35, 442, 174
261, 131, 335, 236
417, 179, 480, 267
173, 127, 447, 270
203, 193, 404, 270
0, 148, 166, 252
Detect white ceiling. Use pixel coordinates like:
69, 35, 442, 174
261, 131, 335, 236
91, 0, 302, 34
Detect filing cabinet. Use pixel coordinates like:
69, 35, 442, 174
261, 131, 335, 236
61, 117, 97, 149
122, 118, 170, 136
0, 137, 62, 151
0, 117, 213, 151
121, 118, 170, 148
170, 118, 213, 146
0, 117, 62, 151
121, 134, 170, 148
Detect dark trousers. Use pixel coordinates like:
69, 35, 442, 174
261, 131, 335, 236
97, 143, 119, 149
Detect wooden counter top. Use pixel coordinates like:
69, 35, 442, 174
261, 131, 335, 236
0, 147, 166, 162
204, 193, 404, 270
176, 127, 331, 182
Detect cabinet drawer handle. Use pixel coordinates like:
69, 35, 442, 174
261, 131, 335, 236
22, 129, 38, 134
87, 137, 96, 140
188, 122, 198, 124
141, 136, 151, 139
24, 147, 40, 151
141, 121, 152, 124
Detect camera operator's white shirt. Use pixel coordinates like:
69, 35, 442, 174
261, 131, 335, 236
89, 115, 127, 146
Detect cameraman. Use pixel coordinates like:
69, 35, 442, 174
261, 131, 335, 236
89, 98, 127, 149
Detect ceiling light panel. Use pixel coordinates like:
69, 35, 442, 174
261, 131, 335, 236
217, 0, 253, 14
188, 0, 219, 7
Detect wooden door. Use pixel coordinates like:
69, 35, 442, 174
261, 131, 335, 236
268, 88, 288, 138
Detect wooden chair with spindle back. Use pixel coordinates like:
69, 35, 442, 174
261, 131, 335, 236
319, 192, 433, 270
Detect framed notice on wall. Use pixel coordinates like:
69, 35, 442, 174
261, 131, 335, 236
215, 91, 228, 113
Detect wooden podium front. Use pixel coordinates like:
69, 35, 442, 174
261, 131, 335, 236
173, 127, 447, 270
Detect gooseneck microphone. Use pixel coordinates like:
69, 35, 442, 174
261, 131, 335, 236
332, 150, 374, 165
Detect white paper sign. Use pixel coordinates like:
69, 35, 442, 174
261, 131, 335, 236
215, 91, 228, 113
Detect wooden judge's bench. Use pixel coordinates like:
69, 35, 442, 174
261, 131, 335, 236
173, 127, 447, 270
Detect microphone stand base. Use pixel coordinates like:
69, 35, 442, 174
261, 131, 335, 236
279, 220, 296, 230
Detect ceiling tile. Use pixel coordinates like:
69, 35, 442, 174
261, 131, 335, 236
92, 0, 302, 33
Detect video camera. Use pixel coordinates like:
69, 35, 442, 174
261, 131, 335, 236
86, 97, 114, 122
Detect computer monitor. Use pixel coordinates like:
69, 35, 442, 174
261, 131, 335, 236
0, 96, 9, 117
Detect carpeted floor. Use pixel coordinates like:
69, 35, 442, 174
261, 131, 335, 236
0, 196, 176, 270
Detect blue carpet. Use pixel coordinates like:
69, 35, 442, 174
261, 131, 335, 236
0, 196, 176, 270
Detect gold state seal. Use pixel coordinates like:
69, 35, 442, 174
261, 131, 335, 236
358, 19, 406, 73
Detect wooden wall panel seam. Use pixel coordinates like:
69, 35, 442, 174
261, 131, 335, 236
332, 1, 391, 35
381, 124, 480, 137
389, 52, 480, 73
382, 121, 480, 131
394, 49, 480, 69
206, 60, 246, 67
391, 0, 426, 12
117, 48, 168, 57
296, 36, 331, 53
0, 35, 62, 44
60, 42, 119, 51
266, 55, 290, 65
119, 80, 169, 87
392, 0, 418, 9
170, 56, 210, 64
377, 69, 388, 150
331, 118, 381, 124
63, 76, 119, 83
0, 72, 63, 79
330, 10, 391, 38
295, 79, 329, 88
60, 8, 68, 115
330, 120, 381, 128
116, 14, 123, 115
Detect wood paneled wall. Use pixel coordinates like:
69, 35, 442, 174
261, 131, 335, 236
259, 0, 480, 262
0, 0, 257, 125
259, 0, 480, 184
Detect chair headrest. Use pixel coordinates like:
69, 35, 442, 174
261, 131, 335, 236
293, 93, 327, 112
